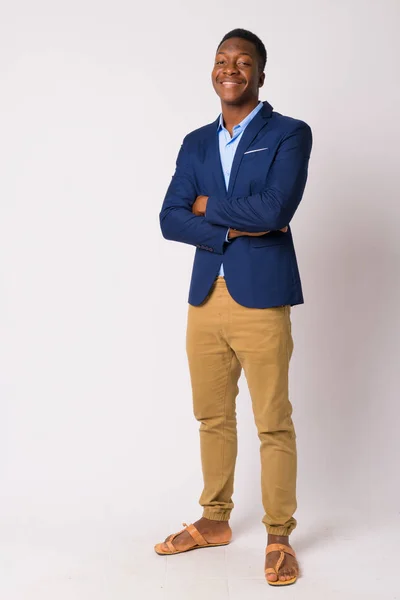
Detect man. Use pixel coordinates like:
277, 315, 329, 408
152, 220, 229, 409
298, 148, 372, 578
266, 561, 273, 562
155, 28, 312, 587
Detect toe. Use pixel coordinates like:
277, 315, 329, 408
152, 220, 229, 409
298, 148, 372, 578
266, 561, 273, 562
266, 572, 278, 582
155, 541, 170, 553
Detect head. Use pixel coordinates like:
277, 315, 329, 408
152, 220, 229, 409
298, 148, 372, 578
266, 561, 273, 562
212, 29, 266, 106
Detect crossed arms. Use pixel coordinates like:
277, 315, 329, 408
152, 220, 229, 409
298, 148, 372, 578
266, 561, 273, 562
159, 123, 312, 254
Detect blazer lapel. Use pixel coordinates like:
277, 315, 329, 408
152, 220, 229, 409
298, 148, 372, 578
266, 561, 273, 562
208, 116, 228, 198
227, 100, 273, 197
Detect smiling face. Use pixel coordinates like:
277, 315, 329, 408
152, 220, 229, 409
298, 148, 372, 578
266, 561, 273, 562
212, 37, 265, 106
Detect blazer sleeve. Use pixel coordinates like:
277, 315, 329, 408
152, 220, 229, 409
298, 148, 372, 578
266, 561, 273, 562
204, 123, 313, 232
159, 135, 229, 254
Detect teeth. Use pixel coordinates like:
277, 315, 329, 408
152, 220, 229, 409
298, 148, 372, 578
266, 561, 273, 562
221, 82, 240, 86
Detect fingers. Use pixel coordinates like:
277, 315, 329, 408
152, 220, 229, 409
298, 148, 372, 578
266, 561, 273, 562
246, 231, 270, 236
234, 227, 288, 237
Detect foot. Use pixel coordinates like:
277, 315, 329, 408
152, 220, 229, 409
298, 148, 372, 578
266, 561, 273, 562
264, 535, 299, 583
156, 517, 231, 553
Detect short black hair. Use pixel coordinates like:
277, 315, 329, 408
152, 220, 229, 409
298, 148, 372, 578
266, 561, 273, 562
217, 28, 267, 72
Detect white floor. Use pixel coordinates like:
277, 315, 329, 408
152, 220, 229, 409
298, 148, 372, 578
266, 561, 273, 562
1, 511, 397, 599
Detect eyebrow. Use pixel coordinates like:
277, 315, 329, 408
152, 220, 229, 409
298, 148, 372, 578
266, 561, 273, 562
216, 51, 253, 58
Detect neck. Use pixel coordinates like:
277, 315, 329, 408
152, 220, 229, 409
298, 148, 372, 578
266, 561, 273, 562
220, 98, 260, 131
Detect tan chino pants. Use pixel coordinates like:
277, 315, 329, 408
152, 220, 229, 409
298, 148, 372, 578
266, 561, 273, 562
186, 276, 297, 536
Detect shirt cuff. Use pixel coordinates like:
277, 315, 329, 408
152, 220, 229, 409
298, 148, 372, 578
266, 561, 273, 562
225, 228, 231, 243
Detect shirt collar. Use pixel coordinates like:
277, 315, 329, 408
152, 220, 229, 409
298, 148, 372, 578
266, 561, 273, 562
217, 100, 263, 133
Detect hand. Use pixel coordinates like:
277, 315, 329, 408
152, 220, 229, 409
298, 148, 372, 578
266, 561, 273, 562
228, 226, 288, 239
192, 195, 208, 216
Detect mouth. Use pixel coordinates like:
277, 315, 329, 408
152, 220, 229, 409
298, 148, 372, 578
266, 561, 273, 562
218, 80, 244, 87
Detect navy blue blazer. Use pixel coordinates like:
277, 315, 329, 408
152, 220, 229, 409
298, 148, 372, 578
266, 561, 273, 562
159, 100, 313, 308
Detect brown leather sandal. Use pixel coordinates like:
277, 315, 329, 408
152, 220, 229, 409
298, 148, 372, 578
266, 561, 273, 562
154, 522, 232, 555
265, 543, 298, 586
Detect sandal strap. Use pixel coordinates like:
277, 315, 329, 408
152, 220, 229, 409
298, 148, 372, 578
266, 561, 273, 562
164, 522, 208, 553
265, 543, 296, 558
166, 539, 177, 553
164, 524, 189, 553
265, 543, 296, 574
183, 522, 208, 546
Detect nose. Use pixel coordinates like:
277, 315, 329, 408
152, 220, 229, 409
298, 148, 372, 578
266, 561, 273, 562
223, 61, 239, 75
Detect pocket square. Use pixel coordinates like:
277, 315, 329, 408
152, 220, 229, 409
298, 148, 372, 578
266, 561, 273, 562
243, 147, 269, 155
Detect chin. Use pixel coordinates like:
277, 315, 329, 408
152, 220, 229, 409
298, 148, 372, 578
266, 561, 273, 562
220, 94, 247, 105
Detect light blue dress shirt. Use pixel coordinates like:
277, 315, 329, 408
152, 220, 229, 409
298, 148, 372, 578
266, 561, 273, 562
216, 101, 264, 277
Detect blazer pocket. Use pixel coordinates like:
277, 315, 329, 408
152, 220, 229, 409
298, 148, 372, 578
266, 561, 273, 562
243, 147, 269, 155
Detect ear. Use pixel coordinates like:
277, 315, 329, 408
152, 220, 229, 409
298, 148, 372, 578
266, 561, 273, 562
258, 71, 265, 88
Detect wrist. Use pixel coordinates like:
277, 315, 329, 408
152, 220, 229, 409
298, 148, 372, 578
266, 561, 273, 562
228, 228, 239, 239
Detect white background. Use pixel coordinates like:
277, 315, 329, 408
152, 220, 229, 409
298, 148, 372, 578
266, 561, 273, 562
0, 1, 399, 597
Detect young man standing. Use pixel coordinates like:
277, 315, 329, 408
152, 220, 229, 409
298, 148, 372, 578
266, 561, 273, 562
155, 28, 312, 586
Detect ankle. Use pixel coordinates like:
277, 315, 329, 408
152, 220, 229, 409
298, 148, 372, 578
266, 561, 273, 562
199, 517, 230, 527
267, 534, 290, 545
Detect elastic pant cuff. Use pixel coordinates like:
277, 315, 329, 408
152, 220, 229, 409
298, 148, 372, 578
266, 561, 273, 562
202, 509, 231, 521
265, 525, 296, 536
